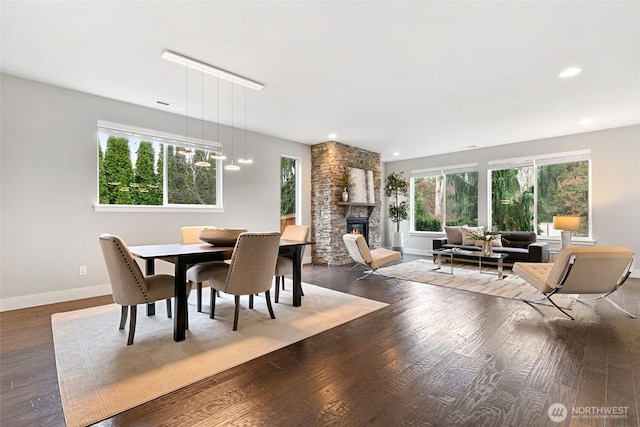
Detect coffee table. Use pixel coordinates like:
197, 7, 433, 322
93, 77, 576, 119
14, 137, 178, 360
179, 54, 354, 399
430, 248, 508, 279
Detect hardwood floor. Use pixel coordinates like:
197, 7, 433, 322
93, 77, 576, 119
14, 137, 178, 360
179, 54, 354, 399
1, 255, 639, 426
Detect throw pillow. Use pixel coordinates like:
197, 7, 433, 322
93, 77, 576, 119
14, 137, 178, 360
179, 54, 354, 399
461, 226, 480, 246
444, 226, 463, 245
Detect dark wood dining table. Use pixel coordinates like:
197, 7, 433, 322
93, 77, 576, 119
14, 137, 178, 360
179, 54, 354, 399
129, 239, 313, 342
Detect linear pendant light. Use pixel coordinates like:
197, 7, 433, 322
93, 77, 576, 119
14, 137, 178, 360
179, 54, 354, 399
162, 50, 264, 91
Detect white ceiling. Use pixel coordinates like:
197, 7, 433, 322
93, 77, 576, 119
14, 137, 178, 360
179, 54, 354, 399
2, 1, 639, 162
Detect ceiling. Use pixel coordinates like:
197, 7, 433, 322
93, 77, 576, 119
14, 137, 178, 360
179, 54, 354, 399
2, 1, 639, 162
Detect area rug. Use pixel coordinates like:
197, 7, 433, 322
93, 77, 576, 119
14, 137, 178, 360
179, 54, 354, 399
377, 258, 576, 307
52, 283, 387, 427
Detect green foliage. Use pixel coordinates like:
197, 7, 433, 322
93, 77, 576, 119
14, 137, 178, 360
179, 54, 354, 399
537, 161, 589, 234
280, 157, 296, 216
491, 168, 534, 231
98, 137, 216, 206
101, 136, 135, 204
446, 172, 478, 225
415, 215, 441, 232
133, 141, 162, 205
385, 171, 410, 233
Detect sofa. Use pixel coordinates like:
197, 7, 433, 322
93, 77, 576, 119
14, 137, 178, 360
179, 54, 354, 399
432, 226, 549, 264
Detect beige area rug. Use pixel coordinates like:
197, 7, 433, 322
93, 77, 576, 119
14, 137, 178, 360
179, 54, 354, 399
377, 258, 575, 307
52, 283, 388, 427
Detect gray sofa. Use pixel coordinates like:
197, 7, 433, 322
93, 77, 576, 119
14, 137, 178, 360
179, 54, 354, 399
432, 227, 549, 264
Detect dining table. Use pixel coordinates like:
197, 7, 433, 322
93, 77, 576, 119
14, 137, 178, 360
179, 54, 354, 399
129, 239, 313, 342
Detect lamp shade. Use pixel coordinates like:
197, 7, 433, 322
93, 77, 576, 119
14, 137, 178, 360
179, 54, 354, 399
553, 215, 581, 231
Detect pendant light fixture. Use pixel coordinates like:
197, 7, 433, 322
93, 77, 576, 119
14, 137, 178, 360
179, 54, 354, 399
162, 50, 263, 167
178, 63, 194, 156
238, 86, 253, 164
210, 75, 226, 160
225, 82, 240, 171
194, 70, 211, 168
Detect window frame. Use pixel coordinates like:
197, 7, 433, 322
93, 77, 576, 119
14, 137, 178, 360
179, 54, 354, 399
94, 121, 224, 213
487, 150, 592, 239
410, 163, 479, 233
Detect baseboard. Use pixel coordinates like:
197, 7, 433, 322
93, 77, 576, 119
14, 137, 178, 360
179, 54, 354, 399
0, 284, 112, 312
401, 248, 640, 278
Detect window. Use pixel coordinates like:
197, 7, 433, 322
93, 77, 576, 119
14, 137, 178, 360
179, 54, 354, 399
97, 121, 223, 209
280, 156, 300, 232
489, 151, 591, 237
411, 164, 478, 231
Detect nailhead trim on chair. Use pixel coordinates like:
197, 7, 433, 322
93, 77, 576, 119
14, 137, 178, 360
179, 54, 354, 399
111, 236, 151, 303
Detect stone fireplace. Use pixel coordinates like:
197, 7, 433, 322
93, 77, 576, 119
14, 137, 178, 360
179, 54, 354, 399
310, 141, 381, 265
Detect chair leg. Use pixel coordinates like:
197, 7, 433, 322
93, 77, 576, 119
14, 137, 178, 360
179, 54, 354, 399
166, 298, 172, 318
119, 305, 128, 330
127, 305, 137, 345
281, 276, 285, 290
601, 296, 637, 318
265, 290, 276, 319
233, 295, 240, 331
210, 288, 217, 319
522, 293, 574, 320
196, 281, 203, 312
249, 294, 254, 309
275, 276, 280, 303
357, 268, 378, 280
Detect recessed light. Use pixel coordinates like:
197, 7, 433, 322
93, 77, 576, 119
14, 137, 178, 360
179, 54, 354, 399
559, 67, 582, 78
579, 118, 593, 125
392, 152, 400, 156
328, 133, 338, 140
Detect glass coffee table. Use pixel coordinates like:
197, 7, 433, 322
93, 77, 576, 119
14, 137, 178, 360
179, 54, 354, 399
430, 248, 508, 279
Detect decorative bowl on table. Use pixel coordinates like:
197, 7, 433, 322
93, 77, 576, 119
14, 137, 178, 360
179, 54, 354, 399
198, 228, 247, 246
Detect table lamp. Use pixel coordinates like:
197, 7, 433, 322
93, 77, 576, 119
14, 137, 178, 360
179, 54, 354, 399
553, 215, 581, 248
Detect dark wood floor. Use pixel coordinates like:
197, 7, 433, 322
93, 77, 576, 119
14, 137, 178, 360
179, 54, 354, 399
1, 255, 639, 426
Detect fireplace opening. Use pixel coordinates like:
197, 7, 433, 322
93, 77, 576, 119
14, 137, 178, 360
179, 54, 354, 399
346, 217, 369, 244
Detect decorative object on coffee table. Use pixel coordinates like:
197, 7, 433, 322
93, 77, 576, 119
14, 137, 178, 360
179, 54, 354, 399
467, 226, 503, 255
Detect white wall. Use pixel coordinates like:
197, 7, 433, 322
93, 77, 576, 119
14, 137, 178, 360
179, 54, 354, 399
384, 125, 640, 276
0, 74, 312, 310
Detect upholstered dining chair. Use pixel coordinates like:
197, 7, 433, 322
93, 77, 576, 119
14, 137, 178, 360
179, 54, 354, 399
342, 233, 402, 280
206, 232, 281, 330
181, 226, 233, 312
513, 246, 635, 320
274, 224, 310, 303
99, 233, 184, 345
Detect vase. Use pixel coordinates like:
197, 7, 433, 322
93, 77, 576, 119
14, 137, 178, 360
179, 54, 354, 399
482, 240, 493, 256
342, 188, 349, 202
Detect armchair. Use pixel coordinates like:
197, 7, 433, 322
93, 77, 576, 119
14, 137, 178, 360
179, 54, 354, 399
513, 247, 635, 320
343, 233, 402, 280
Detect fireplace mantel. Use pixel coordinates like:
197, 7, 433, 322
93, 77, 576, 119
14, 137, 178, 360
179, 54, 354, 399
337, 202, 375, 218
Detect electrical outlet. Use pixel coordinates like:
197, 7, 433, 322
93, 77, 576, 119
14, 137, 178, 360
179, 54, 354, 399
79, 266, 87, 276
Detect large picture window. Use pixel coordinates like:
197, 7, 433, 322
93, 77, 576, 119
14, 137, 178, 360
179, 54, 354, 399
489, 151, 591, 237
411, 165, 478, 231
97, 121, 222, 209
